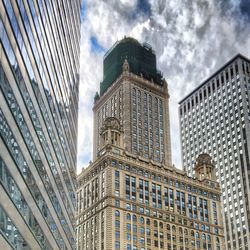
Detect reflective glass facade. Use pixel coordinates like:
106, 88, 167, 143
0, 0, 80, 249
179, 55, 250, 249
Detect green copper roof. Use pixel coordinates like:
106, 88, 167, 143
100, 37, 163, 96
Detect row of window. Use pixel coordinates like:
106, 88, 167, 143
0, 156, 52, 249
111, 161, 219, 199
114, 211, 221, 250
132, 87, 165, 162
22, 0, 78, 160
77, 172, 105, 212
124, 175, 213, 223
0, 205, 31, 250
0, 57, 74, 244
0, 108, 65, 247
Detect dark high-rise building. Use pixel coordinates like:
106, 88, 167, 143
0, 0, 80, 249
76, 37, 224, 250
179, 54, 250, 249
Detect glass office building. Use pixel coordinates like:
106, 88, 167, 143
179, 54, 250, 249
0, 0, 80, 249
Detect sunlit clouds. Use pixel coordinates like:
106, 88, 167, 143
77, 0, 250, 173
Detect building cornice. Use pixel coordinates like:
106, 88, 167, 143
78, 145, 220, 194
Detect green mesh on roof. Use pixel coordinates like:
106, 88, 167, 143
100, 37, 163, 96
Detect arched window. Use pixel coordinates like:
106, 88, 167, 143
201, 233, 206, 240
146, 218, 150, 225
133, 215, 137, 222
184, 229, 188, 235
159, 222, 163, 229
172, 225, 176, 232
191, 230, 194, 237
140, 217, 144, 224
115, 210, 120, 217
167, 224, 170, 230
179, 227, 183, 234
154, 220, 158, 227
127, 213, 131, 220
195, 232, 199, 239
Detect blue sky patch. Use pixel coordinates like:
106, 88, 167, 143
136, 0, 151, 16
81, 1, 86, 22
90, 36, 106, 53
239, 0, 250, 21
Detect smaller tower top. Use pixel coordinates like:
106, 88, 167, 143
99, 117, 124, 152
194, 153, 215, 181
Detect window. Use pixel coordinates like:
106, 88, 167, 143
127, 213, 131, 220
115, 199, 120, 207
115, 231, 120, 239
115, 220, 120, 228
133, 214, 137, 222
115, 241, 120, 249
140, 217, 144, 224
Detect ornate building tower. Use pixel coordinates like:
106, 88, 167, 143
76, 38, 224, 250
93, 37, 172, 166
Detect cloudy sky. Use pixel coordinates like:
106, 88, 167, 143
77, 0, 250, 173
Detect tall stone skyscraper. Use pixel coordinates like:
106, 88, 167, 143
76, 37, 224, 250
179, 54, 250, 249
0, 0, 80, 249
93, 37, 172, 166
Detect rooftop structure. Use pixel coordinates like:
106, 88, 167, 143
100, 37, 163, 96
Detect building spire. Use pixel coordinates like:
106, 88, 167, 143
122, 58, 130, 72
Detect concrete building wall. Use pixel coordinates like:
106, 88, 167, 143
179, 54, 250, 249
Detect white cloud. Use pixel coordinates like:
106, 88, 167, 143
130, 19, 150, 39
77, 0, 250, 173
119, 0, 138, 8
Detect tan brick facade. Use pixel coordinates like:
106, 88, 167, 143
93, 65, 172, 167
76, 146, 224, 250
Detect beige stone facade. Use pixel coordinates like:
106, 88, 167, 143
76, 144, 224, 250
93, 61, 172, 167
